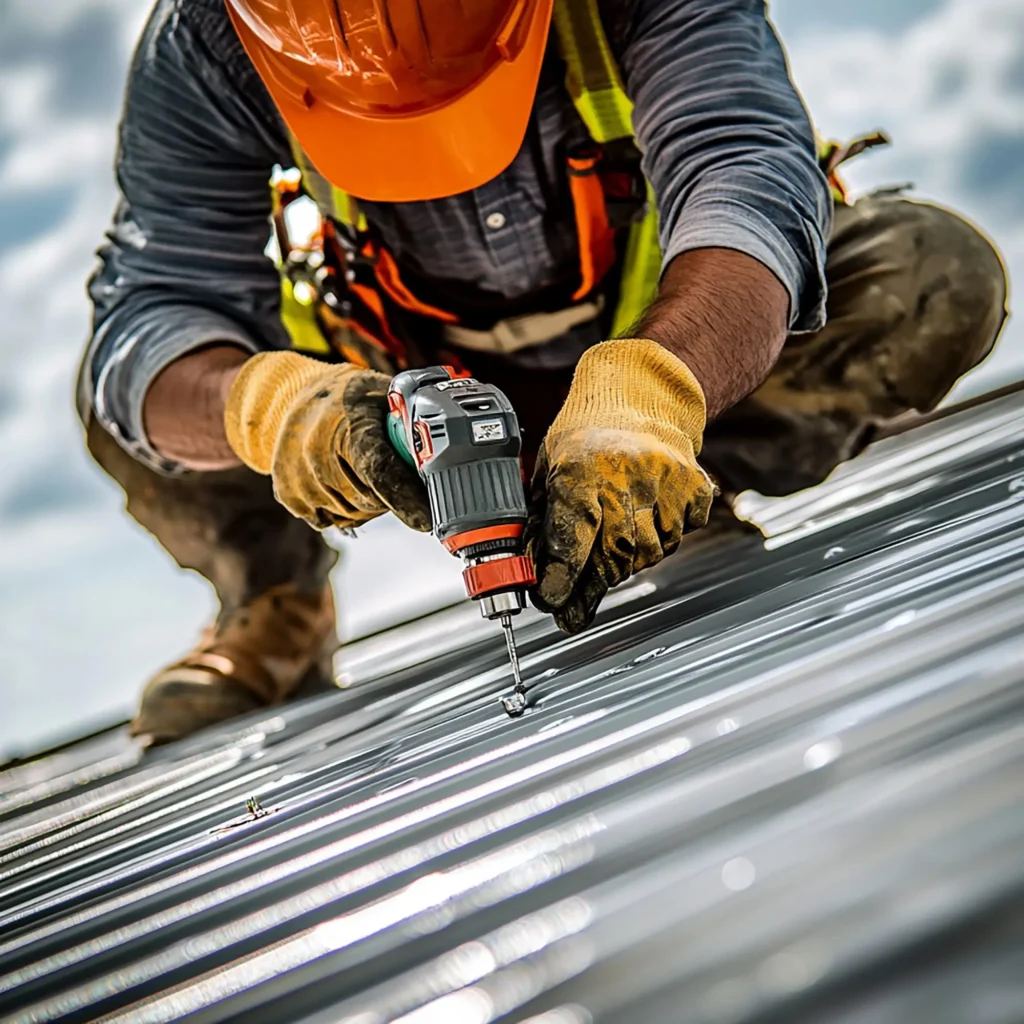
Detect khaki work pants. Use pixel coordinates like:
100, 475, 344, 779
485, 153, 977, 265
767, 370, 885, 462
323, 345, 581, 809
81, 195, 1008, 629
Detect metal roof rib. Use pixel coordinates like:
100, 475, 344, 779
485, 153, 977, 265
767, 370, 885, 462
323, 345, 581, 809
1, 388, 1022, 1024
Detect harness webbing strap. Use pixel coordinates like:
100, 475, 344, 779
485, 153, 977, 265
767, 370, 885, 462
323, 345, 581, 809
567, 152, 617, 301
552, 0, 634, 143
270, 167, 331, 353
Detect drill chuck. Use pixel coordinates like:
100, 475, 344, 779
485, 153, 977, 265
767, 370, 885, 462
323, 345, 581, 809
387, 368, 535, 619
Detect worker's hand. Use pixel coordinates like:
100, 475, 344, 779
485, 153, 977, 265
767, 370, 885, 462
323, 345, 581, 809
528, 339, 714, 634
224, 351, 431, 532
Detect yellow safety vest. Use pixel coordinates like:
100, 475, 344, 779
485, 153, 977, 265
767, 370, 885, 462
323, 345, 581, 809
279, 0, 662, 354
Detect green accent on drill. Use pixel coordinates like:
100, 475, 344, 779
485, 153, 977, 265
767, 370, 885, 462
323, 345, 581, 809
387, 412, 415, 468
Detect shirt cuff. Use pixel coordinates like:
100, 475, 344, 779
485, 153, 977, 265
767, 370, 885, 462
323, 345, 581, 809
662, 192, 828, 333
92, 306, 259, 474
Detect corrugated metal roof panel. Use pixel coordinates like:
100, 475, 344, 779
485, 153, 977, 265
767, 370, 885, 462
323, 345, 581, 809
1, 389, 1023, 1024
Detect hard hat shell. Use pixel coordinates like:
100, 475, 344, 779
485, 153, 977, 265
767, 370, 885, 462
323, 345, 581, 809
226, 0, 555, 202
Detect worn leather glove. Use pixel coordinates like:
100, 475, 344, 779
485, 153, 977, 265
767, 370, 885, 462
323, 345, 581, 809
224, 351, 430, 532
529, 339, 714, 634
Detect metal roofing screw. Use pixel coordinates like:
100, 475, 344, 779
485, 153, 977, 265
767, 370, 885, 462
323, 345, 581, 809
246, 795, 267, 819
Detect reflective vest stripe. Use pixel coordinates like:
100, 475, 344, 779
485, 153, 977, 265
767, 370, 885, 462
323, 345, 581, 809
551, 0, 634, 143
612, 180, 661, 337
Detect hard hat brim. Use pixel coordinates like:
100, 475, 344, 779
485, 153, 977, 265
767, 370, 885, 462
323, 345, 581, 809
232, 0, 555, 203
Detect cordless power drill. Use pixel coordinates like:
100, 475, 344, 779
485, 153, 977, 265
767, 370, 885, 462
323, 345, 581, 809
387, 367, 534, 716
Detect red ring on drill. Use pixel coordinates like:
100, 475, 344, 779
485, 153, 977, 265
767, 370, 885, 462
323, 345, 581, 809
442, 523, 524, 554
462, 555, 536, 599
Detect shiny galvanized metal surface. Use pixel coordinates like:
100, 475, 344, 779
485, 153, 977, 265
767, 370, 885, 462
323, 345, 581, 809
1, 390, 1023, 1024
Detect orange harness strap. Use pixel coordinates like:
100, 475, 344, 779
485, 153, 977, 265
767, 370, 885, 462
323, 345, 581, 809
567, 151, 617, 302
346, 280, 407, 351
324, 154, 619, 361
365, 243, 460, 323
362, 152, 618, 324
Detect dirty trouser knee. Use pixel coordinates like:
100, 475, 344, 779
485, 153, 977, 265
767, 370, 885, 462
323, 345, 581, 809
81, 414, 338, 626
701, 195, 1009, 498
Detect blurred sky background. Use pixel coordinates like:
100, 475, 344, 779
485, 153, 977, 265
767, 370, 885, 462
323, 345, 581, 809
1, 0, 1022, 759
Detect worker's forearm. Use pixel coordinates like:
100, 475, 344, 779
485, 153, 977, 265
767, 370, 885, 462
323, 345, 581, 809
634, 248, 790, 421
143, 345, 249, 470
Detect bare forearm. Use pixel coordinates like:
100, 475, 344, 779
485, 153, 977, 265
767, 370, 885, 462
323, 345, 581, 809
143, 345, 249, 470
633, 248, 790, 421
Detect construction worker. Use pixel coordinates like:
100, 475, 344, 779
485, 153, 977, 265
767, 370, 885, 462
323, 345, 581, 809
80, 0, 1007, 743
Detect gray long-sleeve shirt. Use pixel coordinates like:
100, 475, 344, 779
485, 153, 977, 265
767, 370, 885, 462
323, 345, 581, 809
85, 0, 832, 472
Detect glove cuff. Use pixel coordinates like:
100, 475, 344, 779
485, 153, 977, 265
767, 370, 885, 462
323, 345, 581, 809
224, 351, 341, 474
552, 339, 708, 454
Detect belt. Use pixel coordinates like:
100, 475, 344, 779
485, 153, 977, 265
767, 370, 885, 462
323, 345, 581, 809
442, 297, 604, 355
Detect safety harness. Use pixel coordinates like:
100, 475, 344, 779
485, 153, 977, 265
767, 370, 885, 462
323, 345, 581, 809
272, 0, 661, 368
272, 0, 885, 368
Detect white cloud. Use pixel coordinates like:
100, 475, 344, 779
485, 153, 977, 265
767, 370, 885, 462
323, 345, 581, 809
789, 1, 1024, 180
0, 67, 54, 132
0, 120, 113, 190
2, 0, 144, 39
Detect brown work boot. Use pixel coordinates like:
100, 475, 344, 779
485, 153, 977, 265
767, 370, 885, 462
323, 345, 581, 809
131, 583, 338, 744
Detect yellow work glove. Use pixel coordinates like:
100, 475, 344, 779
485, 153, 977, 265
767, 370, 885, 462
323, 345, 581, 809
528, 339, 714, 634
224, 351, 430, 532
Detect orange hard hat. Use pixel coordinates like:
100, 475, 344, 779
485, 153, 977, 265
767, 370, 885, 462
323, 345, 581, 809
225, 0, 555, 203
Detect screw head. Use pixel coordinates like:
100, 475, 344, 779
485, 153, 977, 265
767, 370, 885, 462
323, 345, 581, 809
501, 691, 527, 717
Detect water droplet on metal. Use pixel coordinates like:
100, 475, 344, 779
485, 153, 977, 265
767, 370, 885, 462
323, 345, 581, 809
722, 856, 756, 891
804, 737, 842, 770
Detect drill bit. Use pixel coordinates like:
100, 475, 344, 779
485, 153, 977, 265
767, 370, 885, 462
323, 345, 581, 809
499, 612, 527, 717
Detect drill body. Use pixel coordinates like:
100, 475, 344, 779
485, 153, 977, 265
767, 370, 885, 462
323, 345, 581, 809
386, 368, 535, 621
